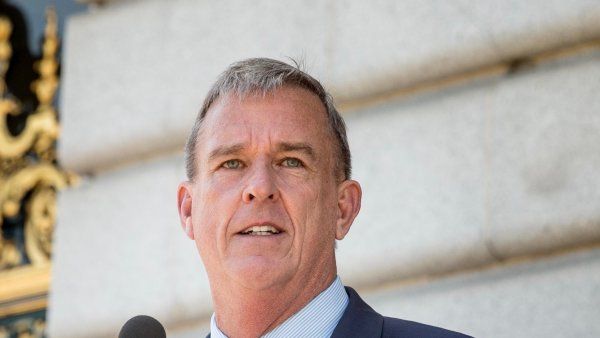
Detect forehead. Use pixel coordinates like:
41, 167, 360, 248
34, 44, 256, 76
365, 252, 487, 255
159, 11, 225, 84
197, 86, 331, 155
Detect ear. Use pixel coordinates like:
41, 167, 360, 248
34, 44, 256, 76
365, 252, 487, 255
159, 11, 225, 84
335, 180, 362, 240
177, 181, 195, 239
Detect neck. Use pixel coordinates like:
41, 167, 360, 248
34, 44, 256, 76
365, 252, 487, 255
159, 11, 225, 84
211, 268, 336, 338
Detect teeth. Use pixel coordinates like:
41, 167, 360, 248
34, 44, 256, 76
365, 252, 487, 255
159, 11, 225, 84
242, 225, 280, 235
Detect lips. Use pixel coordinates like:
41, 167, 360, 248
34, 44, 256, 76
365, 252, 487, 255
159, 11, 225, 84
238, 223, 283, 236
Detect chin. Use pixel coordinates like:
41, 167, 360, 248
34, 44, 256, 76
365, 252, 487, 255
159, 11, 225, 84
226, 256, 294, 290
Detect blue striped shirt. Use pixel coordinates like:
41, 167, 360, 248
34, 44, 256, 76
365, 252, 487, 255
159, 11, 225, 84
210, 276, 349, 338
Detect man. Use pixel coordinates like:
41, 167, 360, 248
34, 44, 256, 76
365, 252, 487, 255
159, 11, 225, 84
177, 58, 471, 338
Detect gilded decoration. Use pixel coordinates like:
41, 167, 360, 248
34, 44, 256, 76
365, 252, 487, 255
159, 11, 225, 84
0, 6, 76, 337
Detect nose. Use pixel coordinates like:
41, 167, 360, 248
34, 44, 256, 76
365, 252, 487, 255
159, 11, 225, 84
242, 162, 279, 203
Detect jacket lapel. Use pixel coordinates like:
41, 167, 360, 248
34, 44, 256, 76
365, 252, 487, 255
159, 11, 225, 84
331, 286, 384, 338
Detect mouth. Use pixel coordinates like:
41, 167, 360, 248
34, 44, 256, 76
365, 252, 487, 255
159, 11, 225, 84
238, 223, 283, 236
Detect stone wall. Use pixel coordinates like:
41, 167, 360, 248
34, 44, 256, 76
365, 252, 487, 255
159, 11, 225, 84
48, 1, 600, 337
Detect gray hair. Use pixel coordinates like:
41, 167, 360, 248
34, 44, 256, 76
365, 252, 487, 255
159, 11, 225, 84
184, 57, 351, 182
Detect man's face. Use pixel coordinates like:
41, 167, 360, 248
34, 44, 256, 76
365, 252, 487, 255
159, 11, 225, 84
181, 86, 352, 290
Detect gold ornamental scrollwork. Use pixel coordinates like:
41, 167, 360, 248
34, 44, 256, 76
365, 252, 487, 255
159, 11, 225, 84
0, 7, 76, 274
0, 9, 59, 160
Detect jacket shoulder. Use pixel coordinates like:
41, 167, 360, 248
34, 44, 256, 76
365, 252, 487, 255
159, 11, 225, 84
382, 316, 473, 338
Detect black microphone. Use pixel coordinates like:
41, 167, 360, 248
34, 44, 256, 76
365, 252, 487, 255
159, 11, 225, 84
118, 315, 166, 338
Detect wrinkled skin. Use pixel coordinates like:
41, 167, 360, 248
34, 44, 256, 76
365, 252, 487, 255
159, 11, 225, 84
178, 86, 361, 338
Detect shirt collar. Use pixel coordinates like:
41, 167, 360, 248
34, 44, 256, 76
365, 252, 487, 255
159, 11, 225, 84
210, 276, 349, 338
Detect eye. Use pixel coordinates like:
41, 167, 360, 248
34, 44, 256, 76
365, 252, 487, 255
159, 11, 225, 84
281, 158, 303, 168
222, 159, 242, 169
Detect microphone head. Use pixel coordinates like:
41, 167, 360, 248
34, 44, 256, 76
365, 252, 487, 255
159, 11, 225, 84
118, 315, 166, 338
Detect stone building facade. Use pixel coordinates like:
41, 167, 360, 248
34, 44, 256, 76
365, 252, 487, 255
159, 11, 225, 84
48, 1, 600, 337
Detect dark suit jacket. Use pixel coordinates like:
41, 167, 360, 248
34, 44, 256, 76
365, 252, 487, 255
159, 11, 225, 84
207, 286, 472, 337
331, 286, 472, 337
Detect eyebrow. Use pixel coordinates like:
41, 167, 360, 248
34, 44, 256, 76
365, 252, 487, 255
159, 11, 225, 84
207, 142, 316, 162
276, 142, 316, 161
208, 143, 245, 162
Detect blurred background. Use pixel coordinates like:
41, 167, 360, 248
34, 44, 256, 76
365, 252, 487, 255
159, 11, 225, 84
0, 1, 599, 337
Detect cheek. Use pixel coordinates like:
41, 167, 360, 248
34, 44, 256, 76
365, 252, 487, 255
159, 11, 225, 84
196, 174, 241, 211
308, 184, 339, 239
193, 175, 242, 240
279, 176, 337, 238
